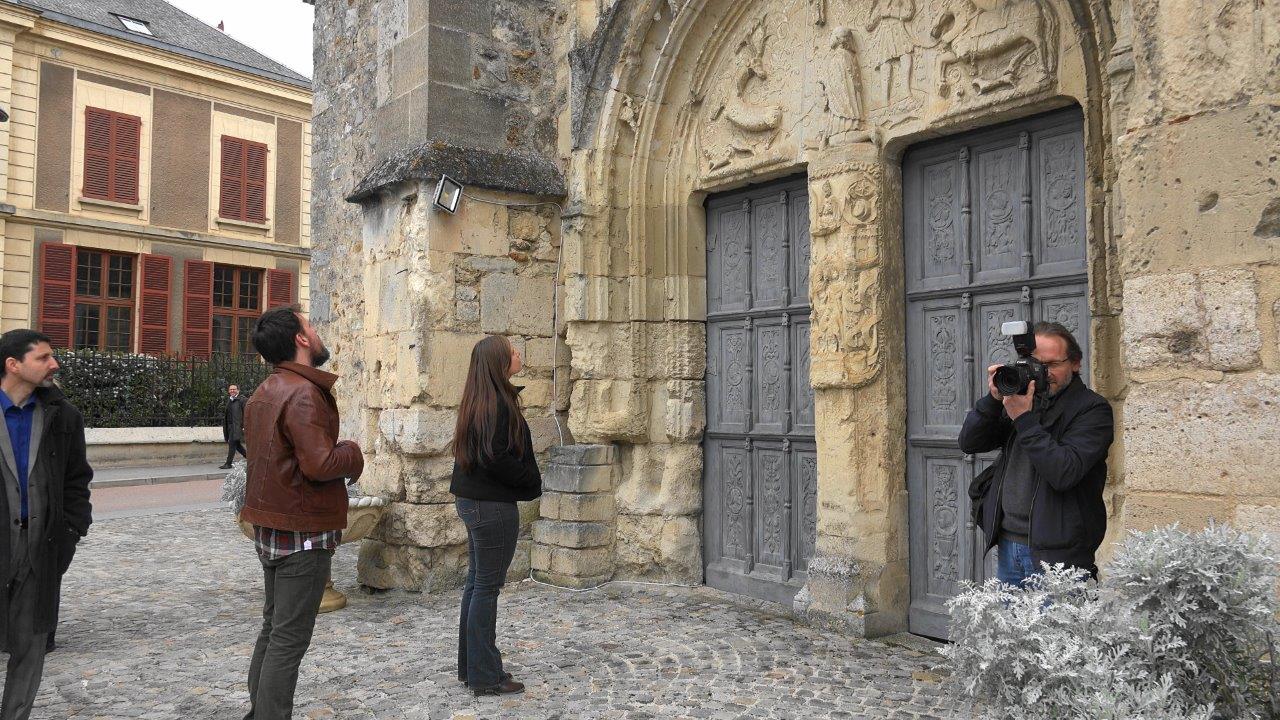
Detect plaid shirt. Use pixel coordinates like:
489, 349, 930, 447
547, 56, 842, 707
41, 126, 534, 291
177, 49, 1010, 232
253, 525, 342, 561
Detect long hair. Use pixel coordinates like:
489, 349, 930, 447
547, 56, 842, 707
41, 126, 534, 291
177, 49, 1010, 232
452, 335, 526, 472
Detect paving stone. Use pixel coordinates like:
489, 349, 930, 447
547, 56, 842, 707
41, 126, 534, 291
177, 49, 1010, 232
34, 508, 966, 719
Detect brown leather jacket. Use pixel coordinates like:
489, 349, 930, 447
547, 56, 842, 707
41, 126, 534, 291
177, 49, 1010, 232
240, 361, 363, 532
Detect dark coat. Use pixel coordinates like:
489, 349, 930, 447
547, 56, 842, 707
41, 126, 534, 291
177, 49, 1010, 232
223, 395, 245, 443
959, 374, 1114, 573
0, 386, 93, 637
450, 399, 542, 503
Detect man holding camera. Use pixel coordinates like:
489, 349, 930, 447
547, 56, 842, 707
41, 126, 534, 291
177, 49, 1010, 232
959, 321, 1114, 587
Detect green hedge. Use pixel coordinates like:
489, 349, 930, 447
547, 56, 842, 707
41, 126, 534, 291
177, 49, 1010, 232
54, 350, 270, 428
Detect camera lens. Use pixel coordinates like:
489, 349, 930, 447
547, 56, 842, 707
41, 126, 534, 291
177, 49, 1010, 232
993, 365, 1028, 396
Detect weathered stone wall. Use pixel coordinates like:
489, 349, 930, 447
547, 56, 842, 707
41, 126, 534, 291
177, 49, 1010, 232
1109, 0, 1280, 541
310, 0, 566, 592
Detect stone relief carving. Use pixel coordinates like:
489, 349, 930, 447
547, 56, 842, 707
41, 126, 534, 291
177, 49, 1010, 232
929, 0, 1059, 101
865, 0, 919, 107
810, 0, 827, 26
702, 16, 786, 172
809, 161, 886, 388
724, 449, 746, 557
813, 27, 875, 148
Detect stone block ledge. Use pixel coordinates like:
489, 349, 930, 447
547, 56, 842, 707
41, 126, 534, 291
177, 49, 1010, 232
532, 519, 613, 549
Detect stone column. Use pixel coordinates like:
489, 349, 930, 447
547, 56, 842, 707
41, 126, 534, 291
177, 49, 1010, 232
531, 444, 618, 588
800, 142, 909, 638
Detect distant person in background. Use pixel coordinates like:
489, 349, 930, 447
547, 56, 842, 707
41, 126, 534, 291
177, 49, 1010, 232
220, 384, 246, 470
0, 329, 92, 720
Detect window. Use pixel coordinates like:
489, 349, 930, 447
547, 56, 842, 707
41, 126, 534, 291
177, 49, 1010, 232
212, 265, 262, 357
73, 250, 135, 352
219, 136, 268, 224
115, 15, 152, 35
83, 107, 141, 204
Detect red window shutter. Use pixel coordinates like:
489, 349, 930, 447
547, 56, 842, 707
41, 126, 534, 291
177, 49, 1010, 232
83, 108, 112, 201
266, 269, 293, 309
138, 254, 171, 356
220, 136, 244, 221
38, 244, 75, 348
112, 114, 141, 204
244, 141, 268, 223
183, 259, 214, 359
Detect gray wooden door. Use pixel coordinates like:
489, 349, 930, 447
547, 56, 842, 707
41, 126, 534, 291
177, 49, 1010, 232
904, 108, 1089, 639
703, 175, 817, 606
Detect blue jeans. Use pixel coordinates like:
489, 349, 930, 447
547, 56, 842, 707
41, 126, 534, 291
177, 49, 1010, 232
996, 536, 1037, 589
455, 498, 520, 689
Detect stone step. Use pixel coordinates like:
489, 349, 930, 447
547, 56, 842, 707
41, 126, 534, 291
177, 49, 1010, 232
90, 463, 234, 489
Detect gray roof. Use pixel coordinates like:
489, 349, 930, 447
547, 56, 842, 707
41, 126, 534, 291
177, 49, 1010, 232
8, 0, 311, 88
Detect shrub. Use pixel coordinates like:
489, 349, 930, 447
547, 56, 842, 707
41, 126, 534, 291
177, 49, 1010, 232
944, 523, 1278, 719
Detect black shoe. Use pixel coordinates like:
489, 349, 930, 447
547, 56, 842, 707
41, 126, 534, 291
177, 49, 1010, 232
218, 464, 232, 469
472, 678, 524, 696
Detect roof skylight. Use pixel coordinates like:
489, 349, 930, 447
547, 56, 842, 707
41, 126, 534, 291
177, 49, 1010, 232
115, 15, 152, 35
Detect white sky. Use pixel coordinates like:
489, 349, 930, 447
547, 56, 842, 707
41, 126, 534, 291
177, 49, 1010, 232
163, 0, 315, 78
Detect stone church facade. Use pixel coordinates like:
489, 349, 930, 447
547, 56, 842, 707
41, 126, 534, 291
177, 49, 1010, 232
306, 0, 1279, 638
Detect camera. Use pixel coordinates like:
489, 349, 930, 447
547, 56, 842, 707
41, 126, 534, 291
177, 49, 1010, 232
992, 321, 1049, 397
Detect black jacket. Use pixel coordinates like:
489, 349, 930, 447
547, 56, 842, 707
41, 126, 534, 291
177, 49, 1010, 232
959, 375, 1113, 572
450, 401, 542, 503
0, 386, 93, 637
223, 395, 245, 443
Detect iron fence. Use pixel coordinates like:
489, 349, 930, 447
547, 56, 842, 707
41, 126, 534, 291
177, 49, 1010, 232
53, 350, 271, 428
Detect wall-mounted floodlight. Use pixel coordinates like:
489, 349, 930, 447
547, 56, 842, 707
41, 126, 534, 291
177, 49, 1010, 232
433, 175, 463, 214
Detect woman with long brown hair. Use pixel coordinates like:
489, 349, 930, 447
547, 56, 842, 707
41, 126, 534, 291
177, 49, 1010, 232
450, 335, 541, 696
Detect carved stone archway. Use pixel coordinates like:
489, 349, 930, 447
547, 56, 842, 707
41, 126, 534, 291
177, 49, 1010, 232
563, 0, 1117, 636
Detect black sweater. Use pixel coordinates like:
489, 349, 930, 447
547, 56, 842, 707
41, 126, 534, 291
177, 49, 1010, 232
449, 403, 542, 503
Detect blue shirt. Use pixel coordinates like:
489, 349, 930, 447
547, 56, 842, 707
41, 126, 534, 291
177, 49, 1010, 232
0, 390, 36, 521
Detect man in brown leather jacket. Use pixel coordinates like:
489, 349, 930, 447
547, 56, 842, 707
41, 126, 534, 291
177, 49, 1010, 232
240, 305, 363, 720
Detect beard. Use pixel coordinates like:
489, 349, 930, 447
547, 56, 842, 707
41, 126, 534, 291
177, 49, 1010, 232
310, 346, 331, 368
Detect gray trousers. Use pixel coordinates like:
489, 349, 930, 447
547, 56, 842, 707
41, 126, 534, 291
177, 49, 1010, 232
244, 549, 332, 720
2, 533, 47, 720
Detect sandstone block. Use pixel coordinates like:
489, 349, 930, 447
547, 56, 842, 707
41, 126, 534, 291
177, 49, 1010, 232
615, 443, 702, 516
378, 407, 455, 456
372, 502, 467, 547
613, 515, 701, 582
357, 539, 468, 591
402, 456, 455, 504
507, 537, 532, 582
1123, 264, 1261, 371
663, 380, 706, 442
532, 519, 613, 549
541, 491, 616, 522
427, 331, 485, 406
357, 452, 405, 501
1121, 493, 1236, 533
566, 322, 633, 379
1124, 375, 1280, 498
550, 444, 617, 466
568, 379, 650, 442
551, 546, 614, 576
542, 462, 613, 493
480, 273, 554, 336
1233, 505, 1280, 551
530, 542, 552, 573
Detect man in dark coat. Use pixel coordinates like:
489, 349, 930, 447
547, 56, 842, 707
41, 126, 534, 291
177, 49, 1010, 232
220, 384, 246, 469
0, 330, 92, 719
959, 321, 1114, 587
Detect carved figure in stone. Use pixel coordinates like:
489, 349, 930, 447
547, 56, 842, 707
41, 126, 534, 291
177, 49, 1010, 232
811, 181, 840, 237
842, 175, 878, 227
815, 27, 875, 148
865, 0, 918, 105
811, 0, 827, 26
703, 17, 786, 171
618, 93, 641, 132
929, 0, 1059, 98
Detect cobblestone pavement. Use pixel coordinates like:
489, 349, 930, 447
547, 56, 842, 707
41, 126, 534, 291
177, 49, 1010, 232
38, 509, 966, 719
